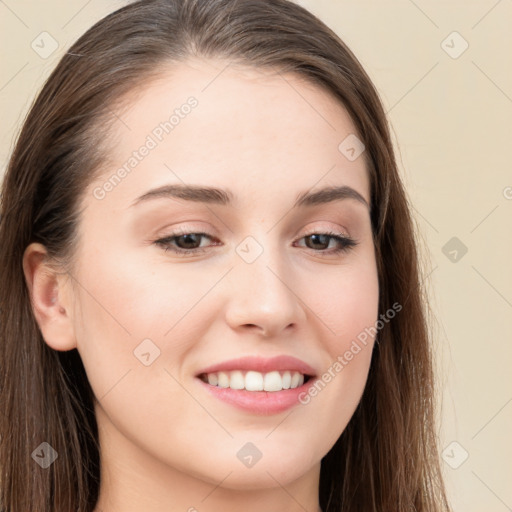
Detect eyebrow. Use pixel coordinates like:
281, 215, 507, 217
130, 183, 370, 210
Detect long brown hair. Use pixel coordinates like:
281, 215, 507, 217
0, 1, 451, 510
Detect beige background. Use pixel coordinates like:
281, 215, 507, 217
1, 1, 511, 510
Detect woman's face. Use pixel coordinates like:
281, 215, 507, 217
62, 59, 379, 495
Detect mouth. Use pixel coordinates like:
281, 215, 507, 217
198, 370, 313, 392
194, 355, 317, 415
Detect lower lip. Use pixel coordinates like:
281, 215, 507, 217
196, 377, 315, 415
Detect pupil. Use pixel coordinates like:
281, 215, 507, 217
179, 234, 199, 249
308, 234, 328, 249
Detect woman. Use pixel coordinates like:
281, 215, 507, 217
0, 0, 451, 511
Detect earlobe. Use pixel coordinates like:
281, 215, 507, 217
22, 242, 77, 351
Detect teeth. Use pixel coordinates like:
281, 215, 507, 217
245, 371, 263, 391
263, 371, 282, 392
201, 370, 307, 392
217, 371, 229, 388
282, 371, 291, 389
229, 370, 245, 390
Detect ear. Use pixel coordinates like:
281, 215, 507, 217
22, 242, 77, 351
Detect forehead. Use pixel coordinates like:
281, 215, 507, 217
88, 58, 370, 212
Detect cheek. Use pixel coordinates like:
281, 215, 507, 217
310, 255, 380, 348
70, 250, 193, 396
296, 255, 379, 439
74, 246, 207, 338
327, 258, 379, 384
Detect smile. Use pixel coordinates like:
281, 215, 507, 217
199, 370, 310, 392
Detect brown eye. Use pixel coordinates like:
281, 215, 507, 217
154, 230, 357, 257
154, 232, 216, 255
296, 231, 357, 255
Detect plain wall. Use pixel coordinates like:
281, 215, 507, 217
1, 1, 511, 510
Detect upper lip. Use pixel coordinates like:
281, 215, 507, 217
196, 355, 317, 377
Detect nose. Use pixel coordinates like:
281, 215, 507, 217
224, 244, 307, 338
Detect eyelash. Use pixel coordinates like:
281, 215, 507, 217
153, 228, 358, 257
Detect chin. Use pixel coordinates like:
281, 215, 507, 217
209, 461, 316, 491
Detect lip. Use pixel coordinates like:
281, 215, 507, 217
196, 377, 316, 415
195, 355, 317, 377
194, 355, 317, 415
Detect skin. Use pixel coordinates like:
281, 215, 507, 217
23, 58, 379, 512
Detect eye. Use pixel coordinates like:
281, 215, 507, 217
153, 229, 358, 256
295, 230, 358, 255
154, 230, 217, 255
